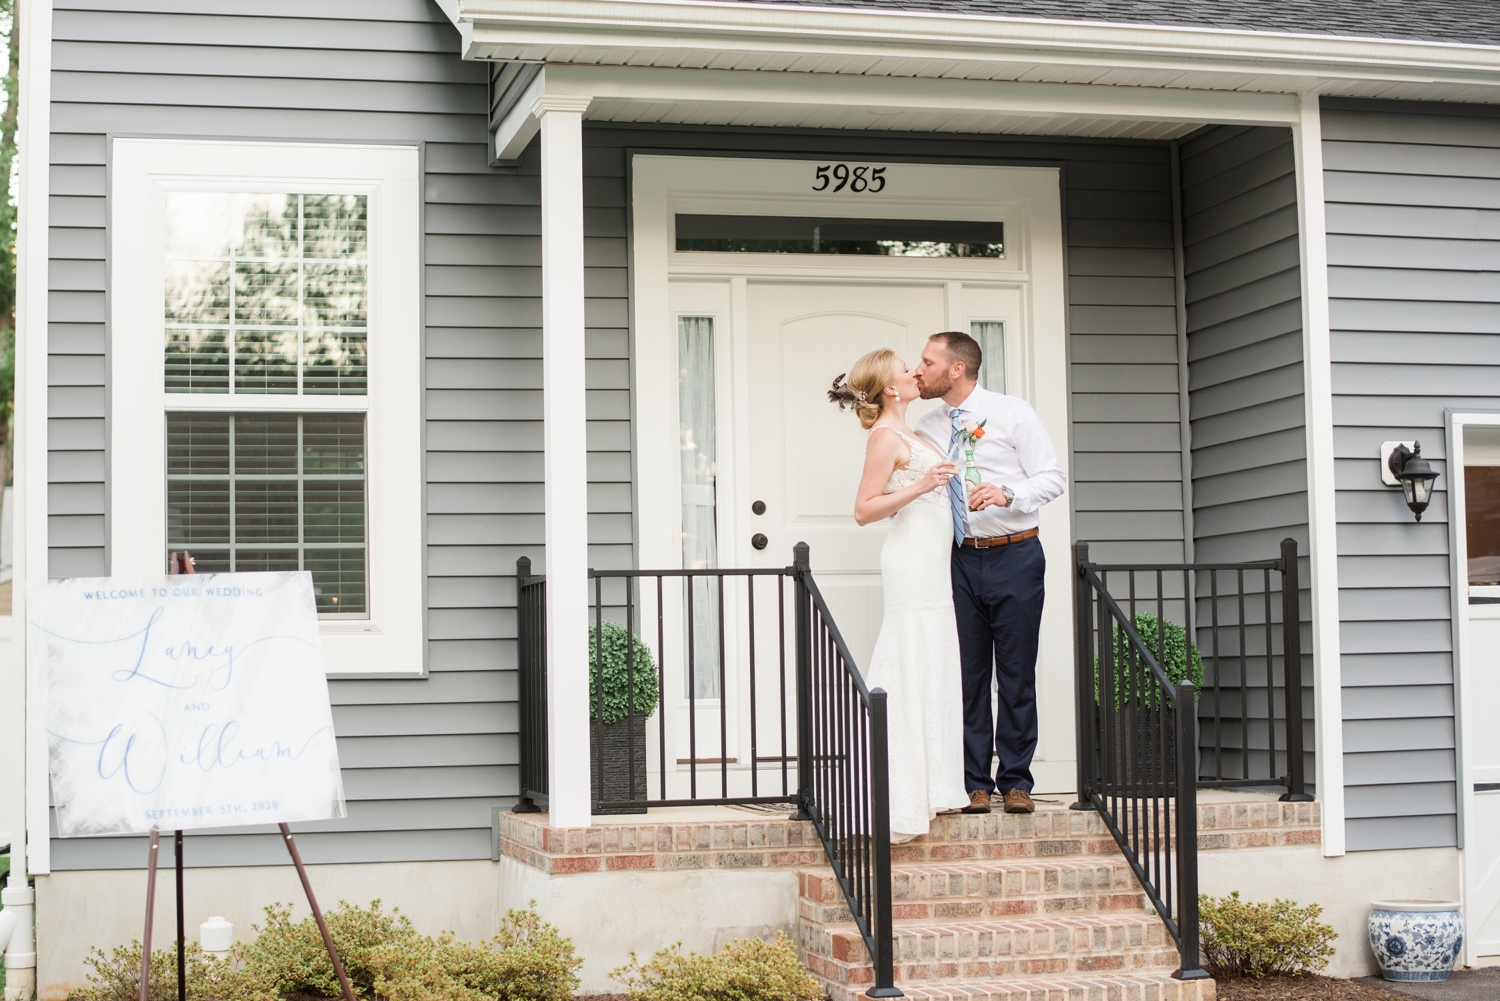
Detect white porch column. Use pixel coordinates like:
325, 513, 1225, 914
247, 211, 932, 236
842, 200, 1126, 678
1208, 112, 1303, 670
1292, 91, 1346, 858
535, 94, 593, 828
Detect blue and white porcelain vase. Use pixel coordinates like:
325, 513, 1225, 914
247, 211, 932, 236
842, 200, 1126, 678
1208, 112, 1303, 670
1368, 899, 1463, 981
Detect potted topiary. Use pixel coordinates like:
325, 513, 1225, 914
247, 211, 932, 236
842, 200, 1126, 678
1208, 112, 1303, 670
1094, 611, 1204, 794
588, 621, 660, 815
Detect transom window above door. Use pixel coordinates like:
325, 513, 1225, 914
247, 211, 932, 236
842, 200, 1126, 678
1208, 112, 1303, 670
165, 192, 368, 395
675, 214, 1004, 258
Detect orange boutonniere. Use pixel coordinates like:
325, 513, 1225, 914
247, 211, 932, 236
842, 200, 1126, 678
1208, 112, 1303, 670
956, 420, 987, 448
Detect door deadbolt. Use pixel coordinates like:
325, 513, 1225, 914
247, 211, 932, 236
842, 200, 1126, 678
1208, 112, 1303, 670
751, 533, 769, 550
751, 500, 766, 515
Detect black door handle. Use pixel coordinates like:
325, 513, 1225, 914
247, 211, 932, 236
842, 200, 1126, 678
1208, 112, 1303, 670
751, 500, 766, 516
751, 533, 769, 550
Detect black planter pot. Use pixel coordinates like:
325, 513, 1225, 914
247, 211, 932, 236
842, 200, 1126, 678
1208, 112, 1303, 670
590, 713, 648, 815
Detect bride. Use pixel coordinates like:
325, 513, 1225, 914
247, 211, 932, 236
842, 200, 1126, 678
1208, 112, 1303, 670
829, 349, 970, 841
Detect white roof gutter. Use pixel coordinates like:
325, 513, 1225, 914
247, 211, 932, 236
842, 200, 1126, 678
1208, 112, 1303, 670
458, 0, 1500, 89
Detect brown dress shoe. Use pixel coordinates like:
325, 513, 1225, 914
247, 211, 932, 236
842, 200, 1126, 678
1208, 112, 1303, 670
962, 790, 992, 814
1002, 788, 1035, 814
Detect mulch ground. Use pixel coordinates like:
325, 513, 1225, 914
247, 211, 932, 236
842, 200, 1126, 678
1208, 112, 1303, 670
1202, 976, 1398, 1001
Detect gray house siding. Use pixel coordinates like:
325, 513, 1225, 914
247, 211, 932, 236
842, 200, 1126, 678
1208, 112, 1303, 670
1320, 97, 1499, 851
43, 0, 638, 868
1179, 125, 1315, 790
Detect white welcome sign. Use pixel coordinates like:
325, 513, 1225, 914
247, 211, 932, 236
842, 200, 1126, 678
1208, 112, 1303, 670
31, 571, 346, 837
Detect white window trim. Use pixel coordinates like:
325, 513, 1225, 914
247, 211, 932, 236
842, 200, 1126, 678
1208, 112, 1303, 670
109, 138, 424, 677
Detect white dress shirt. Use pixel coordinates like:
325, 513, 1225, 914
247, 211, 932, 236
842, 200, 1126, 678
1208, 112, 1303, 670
914, 385, 1066, 538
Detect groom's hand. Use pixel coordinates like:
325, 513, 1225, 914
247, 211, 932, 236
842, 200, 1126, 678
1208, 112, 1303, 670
968, 483, 1010, 510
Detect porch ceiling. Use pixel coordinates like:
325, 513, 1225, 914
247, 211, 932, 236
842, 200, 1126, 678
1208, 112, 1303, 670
486, 62, 1300, 160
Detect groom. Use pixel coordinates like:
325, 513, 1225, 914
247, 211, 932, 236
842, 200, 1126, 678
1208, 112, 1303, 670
914, 332, 1066, 815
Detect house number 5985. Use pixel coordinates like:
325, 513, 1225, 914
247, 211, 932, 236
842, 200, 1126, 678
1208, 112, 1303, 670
813, 164, 886, 193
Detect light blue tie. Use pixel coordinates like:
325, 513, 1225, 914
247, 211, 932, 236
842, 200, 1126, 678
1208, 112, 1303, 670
948, 408, 968, 546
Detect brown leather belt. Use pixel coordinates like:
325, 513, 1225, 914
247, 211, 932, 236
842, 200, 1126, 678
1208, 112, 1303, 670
961, 529, 1039, 549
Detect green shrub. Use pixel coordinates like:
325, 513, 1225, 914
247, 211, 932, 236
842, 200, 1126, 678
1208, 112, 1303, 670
68, 941, 268, 1001
588, 620, 660, 722
68, 900, 579, 1001
1095, 611, 1204, 708
418, 907, 581, 1001
1200, 891, 1336, 979
612, 933, 820, 1001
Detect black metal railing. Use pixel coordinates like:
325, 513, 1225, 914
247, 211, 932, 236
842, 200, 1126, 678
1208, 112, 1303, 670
586, 564, 798, 812
1074, 540, 1310, 795
515, 557, 549, 812
513, 545, 898, 995
794, 543, 900, 998
1073, 537, 1313, 980
1074, 547, 1208, 983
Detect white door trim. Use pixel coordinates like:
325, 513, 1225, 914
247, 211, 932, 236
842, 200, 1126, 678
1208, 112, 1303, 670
630, 154, 1075, 790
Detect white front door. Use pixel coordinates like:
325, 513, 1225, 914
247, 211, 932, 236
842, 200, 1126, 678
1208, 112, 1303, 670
635, 156, 1076, 797
1468, 604, 1500, 957
742, 281, 946, 669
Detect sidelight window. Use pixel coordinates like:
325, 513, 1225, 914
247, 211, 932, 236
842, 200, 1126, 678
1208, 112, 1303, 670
972, 320, 1006, 395
678, 315, 721, 699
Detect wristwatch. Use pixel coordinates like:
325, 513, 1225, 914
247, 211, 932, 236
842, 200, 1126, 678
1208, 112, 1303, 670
1001, 485, 1016, 505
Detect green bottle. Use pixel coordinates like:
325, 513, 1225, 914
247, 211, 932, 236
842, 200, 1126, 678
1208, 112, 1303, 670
964, 447, 983, 501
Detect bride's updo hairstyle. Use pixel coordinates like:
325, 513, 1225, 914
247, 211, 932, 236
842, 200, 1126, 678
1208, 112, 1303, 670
828, 348, 899, 431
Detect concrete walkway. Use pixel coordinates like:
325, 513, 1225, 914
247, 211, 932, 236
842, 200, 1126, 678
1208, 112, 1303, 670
1357, 968, 1500, 1000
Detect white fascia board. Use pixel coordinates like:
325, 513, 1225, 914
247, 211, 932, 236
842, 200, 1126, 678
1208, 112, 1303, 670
492, 64, 1295, 161
433, 0, 460, 28
494, 67, 549, 162
459, 0, 1500, 90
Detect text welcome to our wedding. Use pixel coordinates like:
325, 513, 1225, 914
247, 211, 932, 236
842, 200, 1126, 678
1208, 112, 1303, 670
31, 571, 346, 838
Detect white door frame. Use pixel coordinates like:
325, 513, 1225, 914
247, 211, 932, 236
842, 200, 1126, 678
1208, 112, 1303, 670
630, 154, 1076, 791
1447, 409, 1500, 967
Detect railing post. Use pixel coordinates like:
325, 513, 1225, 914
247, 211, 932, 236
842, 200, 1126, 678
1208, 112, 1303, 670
514, 557, 543, 813
1279, 538, 1313, 802
1172, 680, 1210, 982
791, 543, 815, 822
867, 689, 903, 999
1071, 542, 1096, 811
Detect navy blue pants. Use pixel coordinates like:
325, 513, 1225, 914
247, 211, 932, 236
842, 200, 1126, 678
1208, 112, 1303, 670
951, 536, 1046, 795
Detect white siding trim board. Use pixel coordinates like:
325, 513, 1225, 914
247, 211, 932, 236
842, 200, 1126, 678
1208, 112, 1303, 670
1293, 94, 1347, 857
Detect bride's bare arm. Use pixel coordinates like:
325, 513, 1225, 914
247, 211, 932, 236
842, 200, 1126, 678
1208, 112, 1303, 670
854, 429, 958, 526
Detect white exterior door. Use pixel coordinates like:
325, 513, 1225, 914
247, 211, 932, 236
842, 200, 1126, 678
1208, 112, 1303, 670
634, 156, 1076, 797
1468, 605, 1500, 958
743, 281, 946, 670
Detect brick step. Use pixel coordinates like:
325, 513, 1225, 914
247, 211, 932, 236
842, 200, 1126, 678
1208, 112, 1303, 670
801, 912, 1180, 989
799, 858, 1147, 923
819, 972, 1215, 1001
893, 802, 1320, 863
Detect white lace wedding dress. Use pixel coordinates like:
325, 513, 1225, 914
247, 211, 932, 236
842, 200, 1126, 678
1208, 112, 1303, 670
865, 426, 971, 841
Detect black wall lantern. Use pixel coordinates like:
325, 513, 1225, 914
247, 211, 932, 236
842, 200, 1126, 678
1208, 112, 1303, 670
1388, 441, 1439, 522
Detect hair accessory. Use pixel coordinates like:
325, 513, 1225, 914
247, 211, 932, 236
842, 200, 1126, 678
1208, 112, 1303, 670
855, 390, 867, 402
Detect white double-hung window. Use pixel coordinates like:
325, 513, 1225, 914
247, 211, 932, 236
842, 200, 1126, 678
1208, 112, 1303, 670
110, 140, 422, 675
